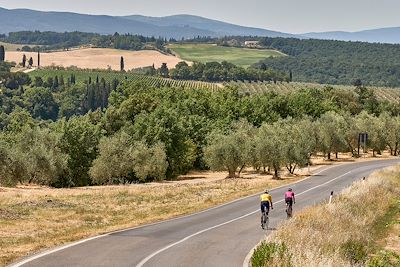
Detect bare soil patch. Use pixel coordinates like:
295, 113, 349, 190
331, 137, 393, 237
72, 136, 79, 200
5, 48, 186, 71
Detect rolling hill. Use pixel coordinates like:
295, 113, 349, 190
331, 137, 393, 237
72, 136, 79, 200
0, 7, 293, 39
123, 14, 295, 38
1, 7, 399, 43
302, 27, 400, 44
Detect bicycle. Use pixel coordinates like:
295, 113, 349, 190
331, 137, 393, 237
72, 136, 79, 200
261, 210, 269, 230
286, 202, 293, 219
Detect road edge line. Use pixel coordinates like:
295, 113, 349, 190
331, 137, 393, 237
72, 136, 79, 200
5, 163, 346, 267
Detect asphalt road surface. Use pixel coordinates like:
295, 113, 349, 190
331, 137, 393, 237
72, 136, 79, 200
12, 158, 400, 267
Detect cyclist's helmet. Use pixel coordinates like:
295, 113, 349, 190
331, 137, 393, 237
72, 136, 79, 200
265, 190, 269, 193
288, 188, 292, 191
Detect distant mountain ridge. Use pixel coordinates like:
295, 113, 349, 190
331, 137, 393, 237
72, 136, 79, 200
0, 7, 399, 43
123, 14, 295, 38
0, 7, 294, 39
302, 27, 400, 44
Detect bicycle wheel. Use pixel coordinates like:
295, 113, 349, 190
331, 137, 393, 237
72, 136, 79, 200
261, 213, 266, 229
264, 214, 269, 230
286, 205, 293, 218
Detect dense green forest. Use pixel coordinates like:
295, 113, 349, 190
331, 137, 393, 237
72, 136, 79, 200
256, 37, 400, 87
174, 35, 400, 87
1, 60, 400, 187
168, 61, 288, 82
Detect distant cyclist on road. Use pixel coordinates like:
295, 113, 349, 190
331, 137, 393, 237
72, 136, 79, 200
260, 190, 273, 226
284, 188, 295, 212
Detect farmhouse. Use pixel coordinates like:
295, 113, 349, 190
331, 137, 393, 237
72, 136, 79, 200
244, 41, 259, 47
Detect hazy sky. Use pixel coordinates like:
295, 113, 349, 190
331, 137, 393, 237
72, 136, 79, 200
1, 0, 399, 33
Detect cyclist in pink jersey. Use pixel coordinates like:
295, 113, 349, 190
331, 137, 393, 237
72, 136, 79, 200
284, 188, 295, 210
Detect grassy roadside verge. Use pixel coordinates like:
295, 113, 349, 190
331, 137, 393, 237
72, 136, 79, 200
0, 172, 304, 266
251, 165, 400, 267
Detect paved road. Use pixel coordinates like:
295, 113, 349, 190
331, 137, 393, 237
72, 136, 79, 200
12, 159, 400, 267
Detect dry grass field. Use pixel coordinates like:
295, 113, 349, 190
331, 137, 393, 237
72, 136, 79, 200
251, 165, 400, 267
0, 42, 29, 51
0, 170, 304, 266
0, 154, 393, 266
4, 48, 187, 71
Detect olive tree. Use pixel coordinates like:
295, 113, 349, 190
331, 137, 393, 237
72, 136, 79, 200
90, 132, 133, 184
380, 113, 400, 155
0, 127, 68, 186
204, 120, 254, 178
355, 112, 386, 156
131, 141, 168, 182
317, 111, 348, 159
255, 122, 286, 178
90, 132, 168, 184
281, 118, 316, 174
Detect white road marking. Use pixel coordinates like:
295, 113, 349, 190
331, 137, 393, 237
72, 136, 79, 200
13, 160, 391, 267
10, 164, 335, 267
10, 235, 107, 267
136, 170, 354, 267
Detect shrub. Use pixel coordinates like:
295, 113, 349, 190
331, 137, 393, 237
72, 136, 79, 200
251, 241, 292, 267
340, 240, 368, 264
367, 250, 400, 267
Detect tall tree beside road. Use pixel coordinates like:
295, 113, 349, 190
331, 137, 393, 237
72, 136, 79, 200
0, 45, 4, 62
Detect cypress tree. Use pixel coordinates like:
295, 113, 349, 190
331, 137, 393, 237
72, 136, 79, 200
37, 51, 40, 68
88, 85, 95, 111
0, 45, 4, 62
70, 74, 76, 84
28, 57, 33, 67
45, 77, 53, 88
112, 78, 119, 90
104, 82, 111, 107
120, 56, 125, 72
22, 54, 27, 67
53, 75, 59, 90
59, 75, 64, 86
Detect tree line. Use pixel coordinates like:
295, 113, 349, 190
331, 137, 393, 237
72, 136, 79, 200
0, 63, 121, 121
155, 61, 289, 83
1, 75, 399, 187
205, 111, 400, 178
169, 35, 400, 87
0, 31, 168, 52
256, 37, 400, 87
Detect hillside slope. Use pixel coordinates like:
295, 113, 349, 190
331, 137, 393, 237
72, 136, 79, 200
123, 14, 295, 38
302, 26, 400, 44
0, 8, 292, 39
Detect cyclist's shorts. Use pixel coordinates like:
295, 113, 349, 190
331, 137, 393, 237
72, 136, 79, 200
285, 198, 293, 206
260, 201, 270, 213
